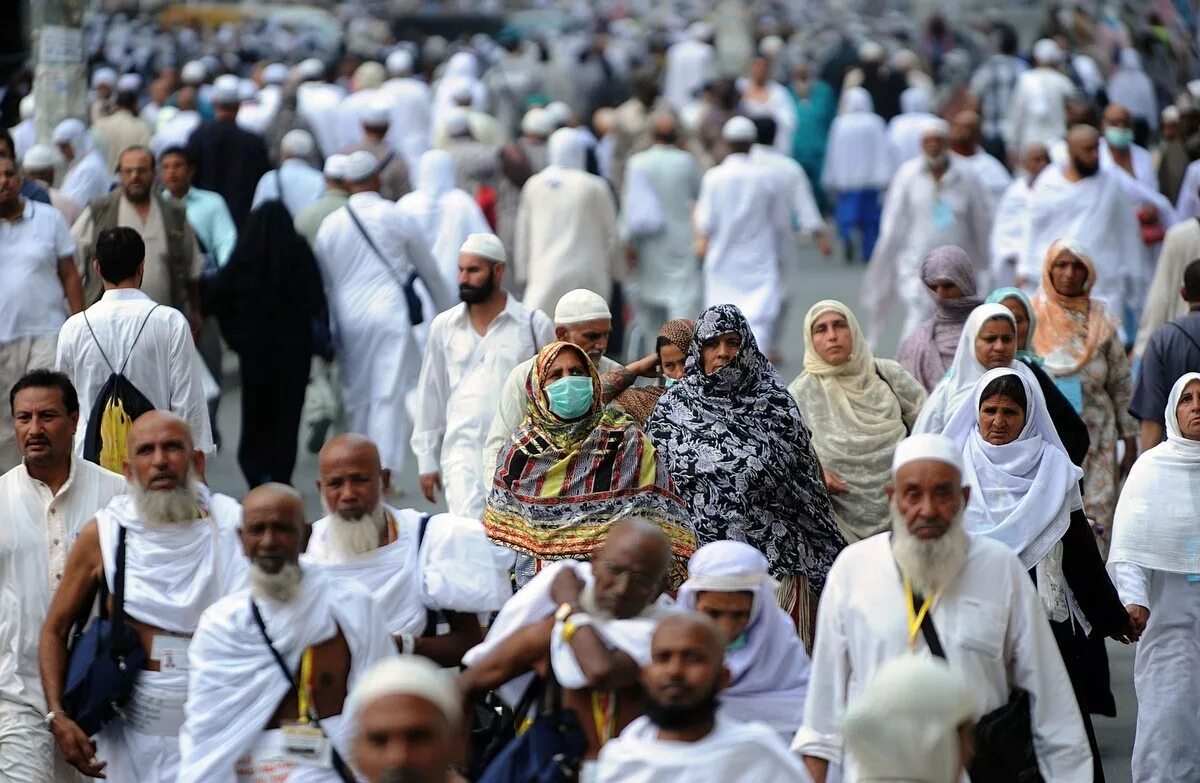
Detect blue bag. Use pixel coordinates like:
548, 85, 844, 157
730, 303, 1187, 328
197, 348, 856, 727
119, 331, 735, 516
477, 670, 586, 783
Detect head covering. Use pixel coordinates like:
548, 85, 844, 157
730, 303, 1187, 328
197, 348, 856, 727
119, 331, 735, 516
920, 117, 951, 139
445, 76, 475, 104
900, 86, 931, 114
722, 116, 756, 142
323, 153, 348, 180
792, 301, 923, 541
891, 433, 964, 477
544, 101, 572, 128
181, 60, 207, 85
1110, 372, 1200, 575
22, 144, 59, 171
116, 73, 141, 94
1163, 106, 1181, 123
985, 287, 1041, 365
484, 342, 696, 587
295, 58, 325, 81
646, 305, 845, 587
91, 67, 117, 89
386, 49, 414, 76
614, 320, 696, 425
858, 41, 885, 63
843, 655, 977, 783
360, 99, 391, 128
211, 74, 241, 105
51, 118, 88, 150
18, 94, 34, 121
353, 61, 386, 90
554, 288, 610, 324
547, 127, 589, 171
676, 540, 810, 735
840, 86, 873, 114
460, 232, 506, 263
688, 21, 713, 41
280, 129, 314, 158
1030, 239, 1115, 376
1033, 38, 1063, 66
346, 655, 462, 727
442, 107, 470, 136
263, 63, 289, 85
895, 246, 984, 392
941, 368, 1082, 569
342, 150, 378, 183
521, 107, 553, 138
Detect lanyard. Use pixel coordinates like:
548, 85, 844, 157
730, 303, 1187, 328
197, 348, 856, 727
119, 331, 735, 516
904, 575, 936, 650
297, 646, 315, 723
384, 512, 397, 545
591, 690, 616, 744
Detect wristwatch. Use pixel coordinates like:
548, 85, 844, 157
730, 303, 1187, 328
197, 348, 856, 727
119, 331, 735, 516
554, 602, 576, 623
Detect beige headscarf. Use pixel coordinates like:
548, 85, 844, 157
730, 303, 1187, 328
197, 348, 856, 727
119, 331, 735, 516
1031, 239, 1116, 376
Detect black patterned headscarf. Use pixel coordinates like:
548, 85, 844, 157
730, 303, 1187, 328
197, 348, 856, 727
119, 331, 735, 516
646, 304, 846, 589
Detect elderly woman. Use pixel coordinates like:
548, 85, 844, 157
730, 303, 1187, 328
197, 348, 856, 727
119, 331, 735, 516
614, 319, 695, 426
896, 245, 984, 392
789, 300, 925, 542
1031, 240, 1137, 551
647, 305, 845, 646
484, 342, 696, 588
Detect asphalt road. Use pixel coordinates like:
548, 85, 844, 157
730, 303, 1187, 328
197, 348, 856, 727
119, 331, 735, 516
204, 236, 1136, 781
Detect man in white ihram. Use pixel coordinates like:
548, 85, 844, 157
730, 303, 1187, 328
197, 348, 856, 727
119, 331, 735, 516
251, 129, 326, 216
792, 433, 1091, 783
412, 233, 554, 517
313, 150, 454, 480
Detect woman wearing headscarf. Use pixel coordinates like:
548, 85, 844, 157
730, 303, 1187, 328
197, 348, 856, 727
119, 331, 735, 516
614, 319, 694, 426
943, 368, 1132, 781
821, 86, 893, 262
484, 341, 696, 589
895, 246, 983, 392
1031, 239, 1137, 552
646, 305, 845, 647
396, 149, 491, 296
789, 301, 925, 542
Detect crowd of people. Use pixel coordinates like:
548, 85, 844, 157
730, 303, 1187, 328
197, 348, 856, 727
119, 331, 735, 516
1, 1, 1199, 781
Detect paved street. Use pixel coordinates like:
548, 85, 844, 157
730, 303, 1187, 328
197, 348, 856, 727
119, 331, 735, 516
205, 237, 1136, 781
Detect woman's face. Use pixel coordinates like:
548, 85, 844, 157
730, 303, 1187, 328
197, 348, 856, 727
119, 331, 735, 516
1049, 250, 1090, 297
1175, 379, 1200, 441
979, 393, 1026, 445
701, 331, 742, 374
999, 297, 1031, 349
659, 344, 686, 380
541, 348, 589, 388
927, 280, 964, 300
810, 311, 853, 366
974, 318, 1016, 369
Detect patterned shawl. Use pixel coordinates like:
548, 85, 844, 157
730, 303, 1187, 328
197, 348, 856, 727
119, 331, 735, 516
484, 342, 696, 587
895, 245, 984, 392
614, 319, 697, 426
646, 305, 846, 589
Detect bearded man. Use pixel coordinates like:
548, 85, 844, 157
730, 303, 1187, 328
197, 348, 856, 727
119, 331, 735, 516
792, 433, 1091, 783
178, 483, 395, 782
39, 411, 249, 780
303, 434, 512, 667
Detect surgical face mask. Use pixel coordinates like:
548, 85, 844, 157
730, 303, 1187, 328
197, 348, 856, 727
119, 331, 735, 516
545, 376, 593, 419
664, 377, 677, 388
1104, 127, 1133, 149
726, 632, 749, 651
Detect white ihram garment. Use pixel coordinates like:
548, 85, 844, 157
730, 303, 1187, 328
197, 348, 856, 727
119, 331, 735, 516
380, 77, 433, 171
251, 159, 326, 217
296, 81, 347, 159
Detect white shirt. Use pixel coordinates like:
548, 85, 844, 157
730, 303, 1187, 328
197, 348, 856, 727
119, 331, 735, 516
662, 39, 716, 110
792, 533, 1091, 783
250, 158, 326, 217
0, 198, 75, 342
56, 288, 214, 454
952, 149, 1012, 209
1005, 67, 1077, 151
0, 457, 125, 710
749, 144, 823, 235
59, 150, 113, 209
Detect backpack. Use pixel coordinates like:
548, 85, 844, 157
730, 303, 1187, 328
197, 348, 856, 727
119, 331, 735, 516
81, 306, 160, 472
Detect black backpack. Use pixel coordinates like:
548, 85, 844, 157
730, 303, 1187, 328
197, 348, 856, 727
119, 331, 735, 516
81, 306, 159, 472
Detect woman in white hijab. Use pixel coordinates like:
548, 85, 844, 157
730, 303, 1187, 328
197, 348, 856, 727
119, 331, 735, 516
821, 86, 893, 262
396, 149, 491, 295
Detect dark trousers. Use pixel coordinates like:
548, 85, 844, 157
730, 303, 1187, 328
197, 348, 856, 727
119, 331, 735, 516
237, 346, 310, 487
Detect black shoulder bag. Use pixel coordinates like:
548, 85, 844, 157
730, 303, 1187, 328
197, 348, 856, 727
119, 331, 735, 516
249, 600, 356, 783
912, 590, 1044, 783
344, 203, 425, 326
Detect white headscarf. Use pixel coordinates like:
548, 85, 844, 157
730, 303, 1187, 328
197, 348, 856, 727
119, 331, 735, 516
942, 367, 1082, 569
547, 127, 589, 171
1109, 372, 1200, 574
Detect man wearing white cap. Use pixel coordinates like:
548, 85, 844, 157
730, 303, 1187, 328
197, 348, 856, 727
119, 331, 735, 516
694, 115, 792, 357
412, 232, 554, 517
21, 145, 81, 226
339, 98, 412, 201
313, 150, 454, 478
93, 73, 152, 172
53, 118, 112, 209
9, 93, 36, 162
793, 433, 1091, 783
332, 61, 387, 153
494, 107, 552, 255
88, 66, 117, 123
379, 49, 433, 172
251, 129, 326, 216
294, 154, 350, 247
296, 59, 347, 165
1006, 39, 1076, 155
663, 22, 716, 111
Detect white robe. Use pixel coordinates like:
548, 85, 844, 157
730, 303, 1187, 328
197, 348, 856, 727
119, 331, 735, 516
251, 159, 327, 217
313, 191, 455, 475
1100, 140, 1158, 191
749, 144, 823, 235
178, 568, 395, 783
1134, 218, 1200, 356
235, 84, 281, 135
792, 533, 1091, 783
952, 150, 1012, 210
887, 111, 939, 166
990, 177, 1033, 289
662, 39, 715, 111
596, 714, 812, 783
1174, 159, 1200, 220
821, 90, 893, 194
1005, 68, 1076, 152
332, 87, 381, 154
296, 81, 347, 160
380, 77, 433, 172
59, 150, 112, 209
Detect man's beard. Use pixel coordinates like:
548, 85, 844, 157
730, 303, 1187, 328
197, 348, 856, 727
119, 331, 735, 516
378, 769, 433, 783
250, 562, 302, 603
925, 152, 948, 169
132, 474, 200, 526
322, 496, 386, 558
644, 684, 720, 731
459, 271, 496, 304
889, 499, 969, 597
1071, 156, 1099, 177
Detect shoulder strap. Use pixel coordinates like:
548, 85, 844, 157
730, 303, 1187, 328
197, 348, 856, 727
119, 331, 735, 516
415, 514, 442, 636
874, 361, 911, 437
527, 310, 539, 355
416, 513, 432, 549
111, 527, 129, 645
345, 203, 405, 286
82, 309, 116, 375
912, 588, 947, 659
1169, 321, 1200, 356
119, 304, 161, 375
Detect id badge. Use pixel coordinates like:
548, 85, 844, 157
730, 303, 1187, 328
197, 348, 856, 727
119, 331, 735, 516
1053, 375, 1084, 415
931, 199, 955, 229
150, 634, 190, 671
280, 722, 332, 768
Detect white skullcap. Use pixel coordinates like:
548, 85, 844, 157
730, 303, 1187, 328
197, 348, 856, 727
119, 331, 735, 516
843, 655, 978, 783
353, 61, 386, 90
342, 150, 379, 183
445, 76, 475, 103
892, 48, 920, 70
359, 99, 391, 128
52, 117, 86, 146
443, 107, 470, 136
920, 118, 951, 139
323, 153, 349, 180
1033, 38, 1063, 65
521, 107, 553, 137
1163, 106, 1181, 123
116, 73, 141, 94
858, 41, 885, 62
722, 115, 756, 143
280, 129, 314, 158
19, 93, 34, 121
1188, 80, 1200, 101
460, 232, 506, 263
688, 21, 713, 41
554, 289, 611, 324
295, 58, 325, 81
211, 74, 241, 105
181, 60, 207, 85
237, 78, 258, 102
22, 144, 60, 170
346, 656, 462, 729
891, 433, 963, 477
263, 63, 289, 85
386, 49, 413, 76
91, 67, 117, 88
759, 35, 784, 59
544, 101, 572, 127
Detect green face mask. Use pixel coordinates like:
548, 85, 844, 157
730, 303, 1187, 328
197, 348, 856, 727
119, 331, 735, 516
726, 632, 749, 651
1104, 127, 1134, 149
545, 376, 594, 419
664, 377, 677, 388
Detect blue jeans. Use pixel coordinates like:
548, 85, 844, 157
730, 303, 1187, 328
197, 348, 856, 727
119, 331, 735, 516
834, 189, 881, 260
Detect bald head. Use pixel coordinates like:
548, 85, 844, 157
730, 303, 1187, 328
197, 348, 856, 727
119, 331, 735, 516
241, 483, 308, 577
319, 433, 382, 474
655, 612, 727, 652
651, 112, 678, 145
124, 411, 194, 490
1066, 125, 1101, 178
318, 433, 387, 521
642, 612, 729, 728
1103, 103, 1132, 128
949, 110, 981, 153
244, 482, 306, 527
592, 518, 673, 619
1021, 142, 1051, 182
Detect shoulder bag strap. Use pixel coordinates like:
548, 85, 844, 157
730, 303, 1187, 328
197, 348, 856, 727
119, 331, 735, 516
528, 310, 539, 355
111, 527, 128, 646
415, 514, 440, 635
912, 588, 947, 659
345, 204, 398, 277
874, 361, 911, 437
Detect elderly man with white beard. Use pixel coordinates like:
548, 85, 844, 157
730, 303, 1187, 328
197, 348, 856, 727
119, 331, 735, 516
39, 411, 249, 781
178, 483, 396, 782
303, 434, 512, 667
792, 433, 1091, 783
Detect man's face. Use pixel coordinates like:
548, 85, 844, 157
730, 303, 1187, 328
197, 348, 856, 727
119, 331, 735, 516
1022, 147, 1050, 183
1068, 135, 1101, 177
0, 157, 21, 206
118, 150, 155, 203
159, 153, 192, 193
1102, 105, 1132, 131
13, 386, 78, 467
556, 319, 611, 363
353, 695, 457, 783
57, 142, 75, 164
693, 591, 754, 645
124, 418, 192, 491
921, 134, 949, 161
886, 461, 966, 541
749, 57, 769, 84
318, 446, 383, 521
642, 623, 726, 713
949, 119, 975, 151
592, 532, 667, 619
458, 254, 499, 304
240, 498, 305, 574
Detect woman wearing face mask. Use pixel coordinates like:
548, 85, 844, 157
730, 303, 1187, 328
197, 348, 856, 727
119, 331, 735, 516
647, 305, 845, 648
483, 341, 696, 589
789, 300, 925, 542
613, 319, 695, 426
